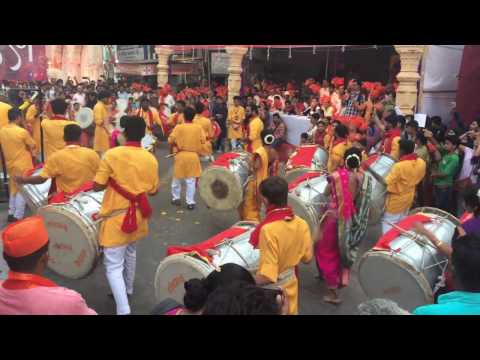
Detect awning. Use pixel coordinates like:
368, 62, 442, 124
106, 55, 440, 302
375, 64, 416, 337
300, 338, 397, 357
116, 63, 157, 76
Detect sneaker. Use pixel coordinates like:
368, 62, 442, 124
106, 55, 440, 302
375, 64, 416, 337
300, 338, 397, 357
187, 204, 195, 210
171, 199, 181, 206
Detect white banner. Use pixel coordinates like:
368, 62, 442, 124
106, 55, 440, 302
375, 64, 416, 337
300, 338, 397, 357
273, 113, 311, 146
211, 53, 229, 75
423, 45, 464, 92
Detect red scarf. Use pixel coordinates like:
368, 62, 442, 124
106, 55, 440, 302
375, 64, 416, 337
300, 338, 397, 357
138, 109, 153, 129
51, 115, 68, 120
249, 205, 294, 248
125, 141, 141, 147
108, 178, 152, 234
382, 128, 401, 154
49, 181, 94, 204
398, 153, 417, 162
2, 271, 57, 290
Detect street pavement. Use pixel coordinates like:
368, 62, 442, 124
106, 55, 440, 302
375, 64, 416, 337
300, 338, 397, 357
0, 142, 384, 315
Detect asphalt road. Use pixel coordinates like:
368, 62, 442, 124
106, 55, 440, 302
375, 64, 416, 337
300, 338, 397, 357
0, 142, 384, 315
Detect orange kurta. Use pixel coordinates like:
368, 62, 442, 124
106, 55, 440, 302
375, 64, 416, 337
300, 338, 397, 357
327, 139, 351, 173
193, 114, 214, 156
93, 101, 111, 153
41, 116, 77, 160
25, 104, 42, 151
94, 146, 159, 248
257, 216, 313, 315
248, 116, 264, 153
0, 124, 36, 194
0, 101, 12, 129
39, 145, 100, 193
227, 105, 245, 140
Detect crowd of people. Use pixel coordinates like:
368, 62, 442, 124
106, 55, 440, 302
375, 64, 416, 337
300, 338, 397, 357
0, 72, 479, 315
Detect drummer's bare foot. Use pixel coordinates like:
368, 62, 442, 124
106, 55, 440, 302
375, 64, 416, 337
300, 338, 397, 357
171, 199, 181, 206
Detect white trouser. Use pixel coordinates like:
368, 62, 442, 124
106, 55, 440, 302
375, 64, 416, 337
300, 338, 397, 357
381, 211, 408, 234
171, 177, 196, 205
103, 242, 137, 315
8, 193, 26, 219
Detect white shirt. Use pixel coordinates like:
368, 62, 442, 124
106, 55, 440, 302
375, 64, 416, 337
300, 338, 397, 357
163, 94, 176, 110
459, 146, 474, 181
118, 91, 129, 100
72, 93, 85, 107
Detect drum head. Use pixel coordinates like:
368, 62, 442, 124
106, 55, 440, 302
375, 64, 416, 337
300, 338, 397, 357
284, 167, 311, 183
366, 173, 386, 225
288, 193, 318, 239
38, 205, 99, 279
76, 107, 94, 129
358, 251, 434, 312
199, 166, 243, 210
409, 207, 461, 227
154, 253, 212, 303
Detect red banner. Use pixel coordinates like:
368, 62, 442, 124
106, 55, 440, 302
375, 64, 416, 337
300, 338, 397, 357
0, 45, 47, 82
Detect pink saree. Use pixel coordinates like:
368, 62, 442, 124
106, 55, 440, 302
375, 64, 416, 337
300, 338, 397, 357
315, 168, 356, 289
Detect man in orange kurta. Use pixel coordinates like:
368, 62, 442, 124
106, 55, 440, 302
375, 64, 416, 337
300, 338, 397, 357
245, 104, 264, 153
0, 108, 37, 222
168, 107, 206, 210
327, 123, 352, 173
254, 176, 313, 315
93, 91, 112, 156
93, 116, 159, 315
25, 97, 43, 156
193, 102, 214, 160
227, 96, 246, 151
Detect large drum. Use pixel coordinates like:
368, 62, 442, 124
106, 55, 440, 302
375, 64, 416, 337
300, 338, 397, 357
154, 221, 258, 304
18, 166, 52, 211
285, 145, 328, 183
37, 190, 104, 279
75, 107, 94, 129
198, 152, 251, 210
358, 207, 459, 311
141, 134, 156, 152
287, 173, 329, 238
361, 153, 396, 225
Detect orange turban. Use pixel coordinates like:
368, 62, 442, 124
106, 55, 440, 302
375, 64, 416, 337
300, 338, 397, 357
2, 216, 49, 258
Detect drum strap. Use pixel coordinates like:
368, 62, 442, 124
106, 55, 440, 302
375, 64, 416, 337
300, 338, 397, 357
262, 268, 296, 290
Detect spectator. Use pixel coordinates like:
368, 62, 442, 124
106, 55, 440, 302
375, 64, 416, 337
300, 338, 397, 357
212, 96, 228, 153
269, 113, 287, 143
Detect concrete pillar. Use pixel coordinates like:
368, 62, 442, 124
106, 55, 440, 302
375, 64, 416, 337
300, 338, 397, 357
226, 47, 248, 108
394, 45, 426, 115
154, 46, 173, 87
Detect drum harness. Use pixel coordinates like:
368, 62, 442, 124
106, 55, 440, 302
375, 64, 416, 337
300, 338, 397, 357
383, 215, 450, 293
295, 172, 330, 222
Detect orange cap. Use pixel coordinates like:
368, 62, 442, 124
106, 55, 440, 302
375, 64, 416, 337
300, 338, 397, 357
2, 216, 49, 258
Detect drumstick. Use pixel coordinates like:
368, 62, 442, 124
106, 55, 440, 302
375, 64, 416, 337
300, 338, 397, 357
164, 153, 177, 159
384, 220, 432, 248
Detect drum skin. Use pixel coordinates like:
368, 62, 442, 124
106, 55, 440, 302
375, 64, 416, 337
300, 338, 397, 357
284, 146, 328, 183
285, 167, 311, 184
19, 167, 51, 212
154, 222, 257, 304
198, 152, 250, 211
358, 207, 460, 312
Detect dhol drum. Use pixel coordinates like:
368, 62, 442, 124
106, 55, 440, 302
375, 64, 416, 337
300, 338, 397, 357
361, 153, 396, 225
285, 145, 328, 183
358, 207, 459, 312
154, 221, 258, 303
198, 152, 251, 210
18, 166, 52, 211
37, 190, 105, 279
141, 134, 156, 152
75, 107, 94, 129
287, 173, 329, 238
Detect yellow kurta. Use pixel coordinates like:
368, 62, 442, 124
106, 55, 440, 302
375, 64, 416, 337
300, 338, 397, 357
327, 140, 351, 173
41, 117, 77, 160
0, 101, 12, 129
248, 116, 264, 153
25, 104, 42, 151
40, 145, 101, 193
0, 124, 36, 194
227, 105, 245, 140
239, 146, 269, 222
193, 114, 214, 156
93, 101, 110, 153
257, 216, 313, 315
168, 123, 206, 179
137, 107, 162, 135
385, 158, 426, 214
94, 146, 159, 248
389, 136, 401, 161
167, 112, 184, 128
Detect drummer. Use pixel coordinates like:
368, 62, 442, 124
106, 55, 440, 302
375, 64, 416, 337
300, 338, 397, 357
381, 139, 426, 234
92, 116, 159, 315
137, 96, 161, 136
0, 108, 37, 223
251, 176, 313, 315
327, 123, 352, 173
167, 100, 185, 130
16, 124, 100, 198
238, 129, 272, 222
93, 90, 112, 157
0, 216, 97, 315
168, 107, 206, 210
193, 102, 214, 161
41, 98, 77, 160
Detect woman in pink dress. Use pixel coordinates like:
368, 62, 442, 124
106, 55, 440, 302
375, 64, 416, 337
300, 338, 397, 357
315, 147, 371, 304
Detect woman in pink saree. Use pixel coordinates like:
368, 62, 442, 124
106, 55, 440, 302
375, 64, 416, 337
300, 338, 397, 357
315, 147, 371, 304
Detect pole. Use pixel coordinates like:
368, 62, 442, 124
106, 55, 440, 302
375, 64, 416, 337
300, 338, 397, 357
325, 48, 330, 80
0, 145, 9, 202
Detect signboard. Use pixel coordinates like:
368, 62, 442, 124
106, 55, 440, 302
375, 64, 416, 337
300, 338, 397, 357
117, 45, 147, 62
116, 63, 157, 76
211, 52, 229, 75
272, 113, 311, 146
0, 45, 47, 81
